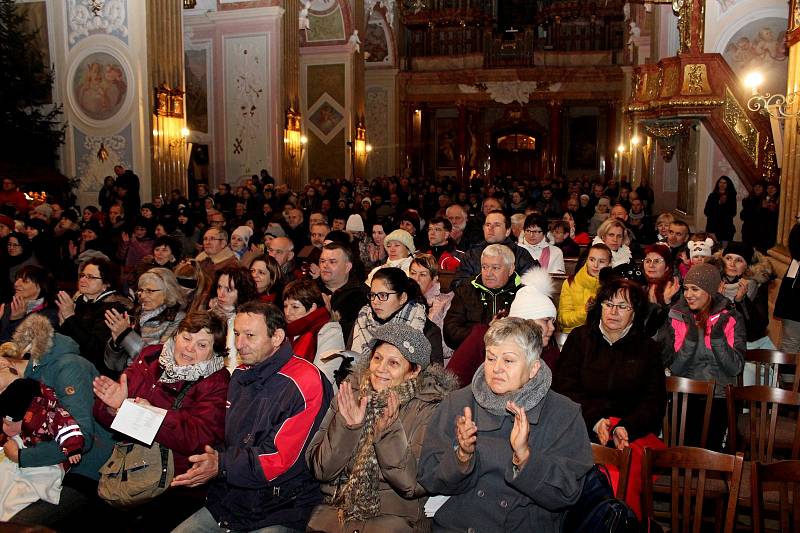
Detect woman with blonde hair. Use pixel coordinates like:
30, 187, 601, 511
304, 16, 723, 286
174, 259, 213, 313
592, 218, 632, 267
104, 267, 187, 372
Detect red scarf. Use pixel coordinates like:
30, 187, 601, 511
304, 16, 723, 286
259, 292, 276, 304
286, 306, 331, 362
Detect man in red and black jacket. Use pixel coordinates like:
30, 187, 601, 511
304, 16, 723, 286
171, 301, 333, 532
422, 216, 464, 272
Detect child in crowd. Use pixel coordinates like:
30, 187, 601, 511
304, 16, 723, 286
688, 234, 716, 266
0, 368, 84, 520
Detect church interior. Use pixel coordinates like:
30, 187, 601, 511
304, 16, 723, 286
3, 0, 800, 530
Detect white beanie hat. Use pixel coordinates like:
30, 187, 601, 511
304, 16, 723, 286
232, 225, 253, 245
689, 238, 714, 259
509, 268, 557, 319
384, 229, 415, 255
346, 214, 365, 233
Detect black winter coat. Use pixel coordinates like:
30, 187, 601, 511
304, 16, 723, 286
774, 224, 800, 322
443, 274, 521, 348
59, 290, 133, 377
552, 324, 666, 442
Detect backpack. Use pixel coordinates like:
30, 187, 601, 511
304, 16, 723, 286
562, 464, 639, 533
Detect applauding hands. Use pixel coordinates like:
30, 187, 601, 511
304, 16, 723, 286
454, 402, 531, 468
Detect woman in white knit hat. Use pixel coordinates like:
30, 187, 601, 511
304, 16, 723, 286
229, 225, 253, 261
509, 269, 560, 368
365, 228, 415, 285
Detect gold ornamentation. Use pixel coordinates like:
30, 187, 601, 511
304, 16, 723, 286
633, 73, 644, 100
723, 88, 759, 164
661, 66, 679, 97
643, 122, 689, 139
674, 0, 691, 54
762, 137, 777, 181
682, 64, 711, 95
659, 143, 677, 162
627, 97, 725, 113
648, 68, 662, 99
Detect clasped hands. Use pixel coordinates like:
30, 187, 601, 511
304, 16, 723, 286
595, 418, 629, 450
455, 402, 530, 468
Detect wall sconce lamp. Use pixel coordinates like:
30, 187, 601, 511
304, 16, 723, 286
154, 84, 185, 118
183, 0, 197, 8
346, 120, 371, 179
284, 108, 307, 161
744, 70, 800, 120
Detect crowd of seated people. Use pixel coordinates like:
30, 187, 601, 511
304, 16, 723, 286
0, 168, 792, 531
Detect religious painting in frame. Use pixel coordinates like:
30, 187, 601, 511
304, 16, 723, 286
436, 117, 458, 169
568, 116, 598, 170
70, 51, 129, 123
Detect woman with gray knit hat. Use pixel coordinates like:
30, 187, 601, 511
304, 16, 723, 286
655, 262, 746, 450
306, 323, 458, 532
419, 317, 593, 532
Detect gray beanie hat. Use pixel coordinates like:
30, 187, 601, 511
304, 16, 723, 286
368, 323, 431, 369
684, 262, 721, 297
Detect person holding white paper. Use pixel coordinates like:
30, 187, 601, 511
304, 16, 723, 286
92, 311, 230, 529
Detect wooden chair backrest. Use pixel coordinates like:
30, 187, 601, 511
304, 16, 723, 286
591, 443, 633, 500
438, 271, 455, 293
664, 376, 715, 448
752, 460, 800, 533
739, 349, 800, 392
642, 446, 744, 533
564, 257, 579, 277
726, 385, 800, 462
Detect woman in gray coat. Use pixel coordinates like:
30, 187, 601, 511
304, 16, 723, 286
418, 317, 593, 532
306, 323, 458, 532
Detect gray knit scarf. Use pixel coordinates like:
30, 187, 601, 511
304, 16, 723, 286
158, 337, 226, 384
470, 361, 553, 416
329, 377, 418, 523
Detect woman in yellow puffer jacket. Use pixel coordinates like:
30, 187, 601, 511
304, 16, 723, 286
558, 243, 612, 334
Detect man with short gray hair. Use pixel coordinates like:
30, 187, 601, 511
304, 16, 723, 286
444, 243, 522, 357
451, 210, 537, 289
196, 227, 239, 278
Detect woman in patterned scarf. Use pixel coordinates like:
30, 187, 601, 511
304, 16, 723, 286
306, 323, 458, 532
93, 311, 230, 530
350, 267, 444, 367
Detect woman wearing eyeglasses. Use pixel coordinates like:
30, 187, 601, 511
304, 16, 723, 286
351, 267, 444, 366
55, 258, 133, 376
553, 276, 665, 517
518, 215, 565, 274
643, 243, 681, 306
104, 267, 187, 372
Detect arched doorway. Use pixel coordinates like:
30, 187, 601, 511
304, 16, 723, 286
490, 125, 546, 179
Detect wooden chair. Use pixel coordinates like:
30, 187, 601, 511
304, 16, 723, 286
726, 385, 800, 463
752, 460, 800, 533
642, 446, 745, 533
564, 257, 579, 277
664, 376, 715, 448
591, 443, 633, 500
726, 385, 800, 525
438, 271, 455, 293
739, 349, 800, 392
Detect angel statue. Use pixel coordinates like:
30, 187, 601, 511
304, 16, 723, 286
348, 30, 361, 53
299, 0, 311, 31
